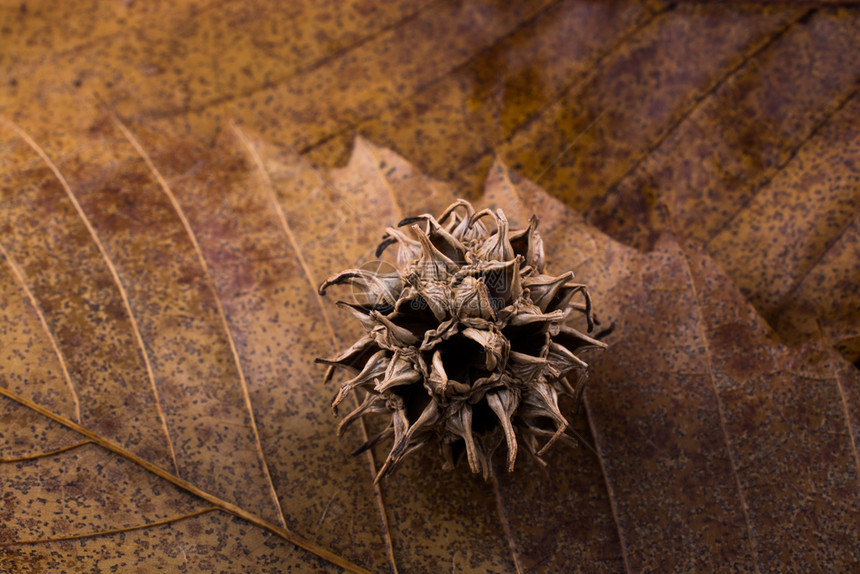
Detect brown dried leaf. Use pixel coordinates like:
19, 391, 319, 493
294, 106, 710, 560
1, 1, 859, 572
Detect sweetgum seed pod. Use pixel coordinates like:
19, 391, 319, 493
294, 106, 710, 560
317, 200, 605, 482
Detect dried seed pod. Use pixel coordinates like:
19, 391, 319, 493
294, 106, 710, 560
318, 199, 605, 482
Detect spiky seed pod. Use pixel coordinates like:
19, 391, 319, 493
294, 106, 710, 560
317, 199, 605, 482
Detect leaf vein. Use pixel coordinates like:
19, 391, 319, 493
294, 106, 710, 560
0, 508, 220, 547
821, 339, 860, 485
582, 398, 633, 574
489, 469, 523, 574
0, 441, 91, 463
0, 240, 81, 423
678, 247, 761, 573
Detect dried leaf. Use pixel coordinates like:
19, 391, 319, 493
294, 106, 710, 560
2, 2, 859, 572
